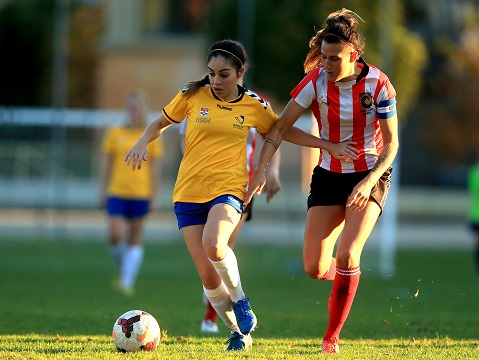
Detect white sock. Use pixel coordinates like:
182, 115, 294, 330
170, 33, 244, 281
108, 243, 124, 270
121, 245, 144, 288
210, 247, 245, 303
203, 283, 239, 332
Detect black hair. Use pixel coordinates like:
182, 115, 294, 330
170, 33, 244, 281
183, 39, 248, 98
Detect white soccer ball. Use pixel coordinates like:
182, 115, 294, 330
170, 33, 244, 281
112, 310, 161, 352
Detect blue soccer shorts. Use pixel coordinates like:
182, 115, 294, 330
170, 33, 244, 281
107, 196, 150, 219
174, 194, 243, 229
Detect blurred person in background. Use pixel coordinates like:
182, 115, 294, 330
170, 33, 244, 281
467, 156, 479, 276
179, 118, 281, 333
245, 8, 399, 354
99, 90, 163, 296
125, 39, 321, 351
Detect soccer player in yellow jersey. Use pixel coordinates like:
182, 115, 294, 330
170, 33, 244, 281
100, 90, 163, 296
125, 40, 322, 351
180, 119, 281, 334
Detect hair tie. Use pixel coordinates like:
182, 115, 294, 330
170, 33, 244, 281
210, 48, 244, 66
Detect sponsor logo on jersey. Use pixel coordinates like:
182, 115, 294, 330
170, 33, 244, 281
217, 104, 232, 111
196, 117, 211, 124
200, 107, 209, 116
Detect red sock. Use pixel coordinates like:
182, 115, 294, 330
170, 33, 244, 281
323, 266, 361, 341
204, 300, 218, 323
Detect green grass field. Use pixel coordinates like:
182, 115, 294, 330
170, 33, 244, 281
1, 237, 478, 359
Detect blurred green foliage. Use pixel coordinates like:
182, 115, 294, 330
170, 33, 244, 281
420, 25, 479, 165
0, 0, 101, 108
0, 0, 54, 106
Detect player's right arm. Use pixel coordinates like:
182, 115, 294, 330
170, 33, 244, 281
244, 99, 305, 205
125, 114, 171, 171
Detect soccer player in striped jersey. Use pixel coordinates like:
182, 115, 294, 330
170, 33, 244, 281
245, 9, 399, 354
125, 39, 320, 351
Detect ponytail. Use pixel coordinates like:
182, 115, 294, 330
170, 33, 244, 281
183, 75, 210, 99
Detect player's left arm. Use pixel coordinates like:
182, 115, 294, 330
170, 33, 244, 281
370, 114, 400, 182
347, 113, 399, 210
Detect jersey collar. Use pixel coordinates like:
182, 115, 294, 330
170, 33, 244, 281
356, 57, 369, 82
210, 84, 245, 103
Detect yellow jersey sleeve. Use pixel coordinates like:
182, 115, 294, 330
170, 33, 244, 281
162, 90, 191, 124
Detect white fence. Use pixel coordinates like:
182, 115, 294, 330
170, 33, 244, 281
0, 107, 314, 209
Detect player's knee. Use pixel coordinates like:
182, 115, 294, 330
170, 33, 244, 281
204, 245, 221, 261
203, 238, 228, 261
304, 263, 329, 280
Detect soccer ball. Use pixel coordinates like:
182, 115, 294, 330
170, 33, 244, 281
112, 310, 161, 352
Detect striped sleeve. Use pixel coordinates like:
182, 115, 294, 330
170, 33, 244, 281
290, 69, 319, 109
376, 74, 397, 120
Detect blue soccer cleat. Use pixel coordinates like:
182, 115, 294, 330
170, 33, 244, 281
225, 331, 252, 351
232, 298, 257, 334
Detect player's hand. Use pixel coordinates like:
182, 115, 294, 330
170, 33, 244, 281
346, 178, 373, 211
329, 141, 359, 162
244, 170, 266, 206
125, 139, 148, 170
264, 172, 281, 203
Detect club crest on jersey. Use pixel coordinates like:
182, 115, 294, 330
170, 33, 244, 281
200, 107, 209, 116
359, 93, 373, 109
233, 115, 245, 130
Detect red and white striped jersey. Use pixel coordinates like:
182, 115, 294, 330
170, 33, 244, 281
291, 58, 397, 173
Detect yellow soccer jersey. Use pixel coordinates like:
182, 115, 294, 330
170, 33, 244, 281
163, 85, 279, 203
102, 127, 163, 199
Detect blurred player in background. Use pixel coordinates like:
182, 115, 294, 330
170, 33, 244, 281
99, 90, 163, 296
125, 39, 321, 351
179, 119, 281, 333
245, 9, 399, 354
467, 156, 479, 276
